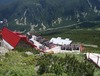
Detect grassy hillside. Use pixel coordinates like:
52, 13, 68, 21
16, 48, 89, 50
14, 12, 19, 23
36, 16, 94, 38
0, 51, 100, 76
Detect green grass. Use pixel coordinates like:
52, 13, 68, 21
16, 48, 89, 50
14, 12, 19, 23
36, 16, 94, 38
0, 51, 37, 76
0, 51, 100, 76
0, 51, 68, 76
94, 68, 100, 76
95, 28, 100, 31
53, 53, 100, 76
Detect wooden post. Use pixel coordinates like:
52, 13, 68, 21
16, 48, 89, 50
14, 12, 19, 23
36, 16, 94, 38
88, 53, 90, 59
97, 56, 99, 65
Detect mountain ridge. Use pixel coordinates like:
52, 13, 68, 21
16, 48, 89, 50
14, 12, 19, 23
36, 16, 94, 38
0, 0, 100, 31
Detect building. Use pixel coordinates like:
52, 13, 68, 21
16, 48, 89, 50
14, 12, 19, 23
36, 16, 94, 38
1, 27, 36, 50
50, 37, 72, 45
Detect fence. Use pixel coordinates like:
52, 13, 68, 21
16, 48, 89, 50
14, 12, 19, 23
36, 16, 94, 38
87, 53, 100, 68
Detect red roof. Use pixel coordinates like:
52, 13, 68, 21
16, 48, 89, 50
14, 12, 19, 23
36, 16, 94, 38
2, 27, 36, 49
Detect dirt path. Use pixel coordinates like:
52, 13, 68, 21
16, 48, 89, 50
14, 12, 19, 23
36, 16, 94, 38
82, 44, 98, 48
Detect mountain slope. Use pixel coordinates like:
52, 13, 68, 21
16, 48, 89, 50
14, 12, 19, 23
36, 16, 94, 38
0, 0, 100, 31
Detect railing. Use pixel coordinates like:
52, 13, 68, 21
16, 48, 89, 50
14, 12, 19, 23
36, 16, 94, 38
87, 53, 100, 67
